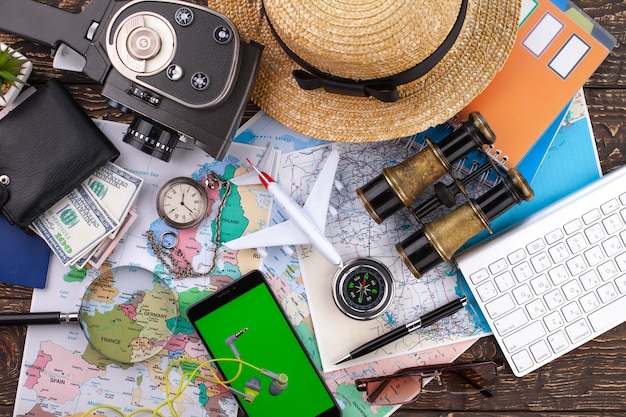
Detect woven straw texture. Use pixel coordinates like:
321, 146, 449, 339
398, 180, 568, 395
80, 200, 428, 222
207, 0, 521, 143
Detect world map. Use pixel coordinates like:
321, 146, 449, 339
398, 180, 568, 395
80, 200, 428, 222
14, 113, 482, 417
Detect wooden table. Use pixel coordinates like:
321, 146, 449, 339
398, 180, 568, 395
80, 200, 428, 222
1, 1, 624, 416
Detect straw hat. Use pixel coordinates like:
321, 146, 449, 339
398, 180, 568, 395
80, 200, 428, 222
208, 0, 521, 142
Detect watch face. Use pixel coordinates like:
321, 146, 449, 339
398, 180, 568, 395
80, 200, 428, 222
157, 177, 209, 229
332, 258, 395, 320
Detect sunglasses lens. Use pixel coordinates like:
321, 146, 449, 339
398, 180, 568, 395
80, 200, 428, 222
364, 375, 422, 405
441, 363, 498, 393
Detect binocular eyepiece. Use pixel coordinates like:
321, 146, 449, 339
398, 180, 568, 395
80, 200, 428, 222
357, 112, 496, 224
356, 112, 534, 277
396, 168, 533, 277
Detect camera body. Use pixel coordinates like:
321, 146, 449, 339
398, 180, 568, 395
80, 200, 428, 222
0, 0, 263, 161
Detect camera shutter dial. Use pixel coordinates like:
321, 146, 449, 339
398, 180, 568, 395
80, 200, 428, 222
115, 12, 176, 75
127, 26, 161, 61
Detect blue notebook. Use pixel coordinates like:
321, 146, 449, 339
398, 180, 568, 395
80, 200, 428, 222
0, 216, 50, 288
462, 89, 601, 249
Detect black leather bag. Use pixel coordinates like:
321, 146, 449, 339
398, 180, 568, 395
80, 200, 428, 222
0, 79, 119, 231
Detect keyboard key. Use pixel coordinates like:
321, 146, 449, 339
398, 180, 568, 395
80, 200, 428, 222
603, 213, 622, 234
512, 262, 534, 282
597, 282, 618, 303
530, 339, 552, 363
468, 268, 490, 285
511, 350, 535, 374
512, 283, 534, 305
565, 319, 592, 344
584, 246, 605, 267
579, 292, 600, 313
602, 235, 623, 257
495, 271, 516, 292
476, 280, 498, 302
485, 293, 515, 319
544, 310, 564, 332
527, 239, 546, 255
526, 298, 547, 319
548, 265, 570, 286
564, 218, 583, 235
531, 252, 551, 273
545, 228, 564, 245
507, 248, 526, 264
584, 223, 605, 244
601, 198, 620, 214
547, 330, 569, 353
580, 270, 601, 291
544, 288, 565, 310
566, 255, 587, 276
562, 280, 583, 301
502, 321, 546, 353
598, 260, 618, 281
561, 302, 582, 323
566, 233, 588, 253
493, 308, 529, 336
616, 253, 626, 272
615, 274, 626, 294
588, 295, 626, 332
489, 258, 508, 275
530, 274, 551, 295
582, 208, 601, 224
548, 242, 569, 264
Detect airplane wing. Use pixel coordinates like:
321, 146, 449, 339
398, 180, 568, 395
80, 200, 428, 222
302, 146, 340, 230
223, 219, 311, 249
230, 144, 279, 186
223, 146, 340, 251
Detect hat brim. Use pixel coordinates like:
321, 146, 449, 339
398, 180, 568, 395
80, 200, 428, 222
208, 0, 520, 143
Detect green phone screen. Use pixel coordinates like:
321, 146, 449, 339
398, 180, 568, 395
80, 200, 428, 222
191, 273, 340, 417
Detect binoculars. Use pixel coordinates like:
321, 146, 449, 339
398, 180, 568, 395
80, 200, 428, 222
357, 112, 534, 277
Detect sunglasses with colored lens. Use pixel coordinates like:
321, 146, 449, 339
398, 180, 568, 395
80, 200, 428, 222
354, 361, 504, 405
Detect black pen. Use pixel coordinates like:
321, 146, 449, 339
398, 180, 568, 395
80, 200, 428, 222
335, 296, 468, 365
0, 312, 79, 326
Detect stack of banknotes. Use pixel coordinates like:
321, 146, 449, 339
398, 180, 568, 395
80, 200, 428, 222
31, 162, 143, 269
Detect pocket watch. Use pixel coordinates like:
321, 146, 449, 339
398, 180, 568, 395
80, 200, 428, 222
332, 257, 395, 320
157, 176, 214, 229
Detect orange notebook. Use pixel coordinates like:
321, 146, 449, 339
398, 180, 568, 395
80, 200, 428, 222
458, 0, 615, 166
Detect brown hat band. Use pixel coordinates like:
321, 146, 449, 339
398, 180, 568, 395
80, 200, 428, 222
265, 0, 468, 102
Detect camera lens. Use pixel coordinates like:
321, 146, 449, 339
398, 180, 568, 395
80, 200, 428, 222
123, 115, 180, 162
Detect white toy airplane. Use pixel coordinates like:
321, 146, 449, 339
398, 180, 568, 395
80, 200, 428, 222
224, 146, 343, 268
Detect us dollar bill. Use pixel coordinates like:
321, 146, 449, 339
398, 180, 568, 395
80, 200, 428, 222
83, 162, 143, 231
32, 185, 119, 266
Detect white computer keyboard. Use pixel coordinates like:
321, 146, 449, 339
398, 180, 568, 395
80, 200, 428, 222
455, 165, 626, 376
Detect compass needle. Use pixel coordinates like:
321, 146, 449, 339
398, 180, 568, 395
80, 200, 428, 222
333, 258, 395, 320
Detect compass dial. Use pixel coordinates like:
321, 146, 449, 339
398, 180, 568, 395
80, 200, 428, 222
332, 258, 394, 320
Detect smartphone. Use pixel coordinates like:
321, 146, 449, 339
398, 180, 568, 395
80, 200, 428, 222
187, 270, 342, 417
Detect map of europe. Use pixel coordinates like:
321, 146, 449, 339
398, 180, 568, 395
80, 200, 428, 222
14, 113, 486, 417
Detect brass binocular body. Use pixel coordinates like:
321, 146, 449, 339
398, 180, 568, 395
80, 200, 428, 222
357, 112, 534, 277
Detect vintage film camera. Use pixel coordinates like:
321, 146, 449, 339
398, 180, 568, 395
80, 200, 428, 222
0, 0, 263, 162
357, 112, 534, 277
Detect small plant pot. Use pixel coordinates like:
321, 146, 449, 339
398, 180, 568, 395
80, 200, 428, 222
0, 43, 33, 107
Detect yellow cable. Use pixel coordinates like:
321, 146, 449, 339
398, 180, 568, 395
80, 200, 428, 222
78, 356, 267, 417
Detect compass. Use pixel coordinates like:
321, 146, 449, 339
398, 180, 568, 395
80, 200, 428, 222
332, 258, 395, 320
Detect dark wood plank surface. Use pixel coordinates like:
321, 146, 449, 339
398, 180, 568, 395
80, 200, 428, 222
1, 1, 624, 416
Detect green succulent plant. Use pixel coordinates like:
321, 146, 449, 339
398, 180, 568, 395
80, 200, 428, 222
0, 45, 29, 99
